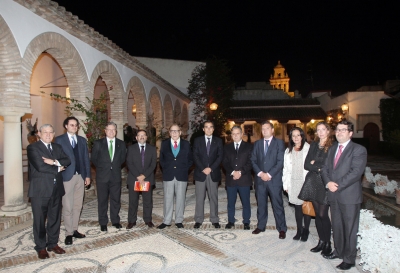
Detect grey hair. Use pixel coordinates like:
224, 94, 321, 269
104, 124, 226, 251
231, 125, 242, 133
105, 121, 117, 130
39, 124, 54, 133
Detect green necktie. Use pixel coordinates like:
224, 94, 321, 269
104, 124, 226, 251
109, 140, 113, 160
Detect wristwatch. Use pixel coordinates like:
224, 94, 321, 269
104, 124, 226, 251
53, 160, 56, 165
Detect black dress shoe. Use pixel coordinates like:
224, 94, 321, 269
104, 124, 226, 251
279, 231, 286, 239
323, 251, 339, 260
194, 222, 202, 229
126, 222, 136, 229
157, 223, 171, 229
336, 262, 355, 270
146, 222, 155, 228
65, 236, 73, 245
73, 230, 86, 238
310, 240, 326, 252
225, 222, 235, 229
252, 228, 265, 234
175, 223, 184, 228
212, 223, 221, 229
112, 223, 122, 229
100, 225, 108, 231
243, 223, 250, 230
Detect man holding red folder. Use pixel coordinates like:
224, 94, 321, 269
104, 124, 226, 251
126, 129, 157, 229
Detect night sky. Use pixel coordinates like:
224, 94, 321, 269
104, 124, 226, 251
54, 0, 400, 96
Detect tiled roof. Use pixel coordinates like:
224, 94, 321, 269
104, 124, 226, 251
229, 107, 327, 122
231, 99, 320, 107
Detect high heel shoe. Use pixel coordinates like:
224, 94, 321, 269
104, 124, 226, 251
293, 228, 302, 240
300, 229, 309, 242
321, 241, 332, 256
310, 240, 326, 252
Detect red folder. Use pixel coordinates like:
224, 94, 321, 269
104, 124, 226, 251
134, 181, 150, 191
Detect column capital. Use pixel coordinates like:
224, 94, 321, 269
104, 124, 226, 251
0, 107, 31, 120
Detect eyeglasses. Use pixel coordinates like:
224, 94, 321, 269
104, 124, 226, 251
335, 128, 349, 133
169, 130, 181, 133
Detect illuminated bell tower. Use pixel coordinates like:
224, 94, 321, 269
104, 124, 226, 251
269, 61, 293, 97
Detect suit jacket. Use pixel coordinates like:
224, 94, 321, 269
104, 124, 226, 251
27, 141, 71, 198
91, 137, 126, 183
159, 138, 193, 181
251, 137, 285, 187
222, 141, 253, 187
193, 135, 223, 182
126, 143, 157, 186
321, 140, 367, 204
55, 133, 91, 181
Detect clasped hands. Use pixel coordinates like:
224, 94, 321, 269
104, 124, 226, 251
232, 170, 241, 180
260, 172, 271, 182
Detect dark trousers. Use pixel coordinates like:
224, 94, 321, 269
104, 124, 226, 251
97, 180, 121, 225
128, 187, 153, 223
30, 186, 62, 251
255, 182, 287, 232
227, 185, 251, 224
330, 199, 360, 264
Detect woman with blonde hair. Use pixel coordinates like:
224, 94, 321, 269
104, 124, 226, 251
299, 121, 334, 255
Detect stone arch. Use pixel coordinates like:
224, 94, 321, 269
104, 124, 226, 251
125, 76, 147, 129
22, 32, 90, 104
90, 60, 124, 135
181, 103, 189, 135
173, 100, 182, 124
148, 87, 163, 133
163, 94, 173, 129
0, 15, 27, 111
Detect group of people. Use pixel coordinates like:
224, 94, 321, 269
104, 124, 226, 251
27, 118, 366, 271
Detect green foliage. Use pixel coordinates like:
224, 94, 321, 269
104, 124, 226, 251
187, 57, 234, 136
380, 98, 400, 141
42, 91, 112, 150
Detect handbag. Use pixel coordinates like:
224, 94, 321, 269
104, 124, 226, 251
302, 201, 315, 217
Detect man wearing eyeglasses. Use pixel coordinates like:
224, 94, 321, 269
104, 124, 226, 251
158, 124, 193, 229
55, 117, 91, 245
321, 120, 367, 270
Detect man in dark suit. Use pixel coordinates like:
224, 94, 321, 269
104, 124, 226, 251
158, 124, 193, 229
55, 117, 91, 245
126, 129, 157, 229
222, 125, 253, 230
321, 120, 367, 270
91, 121, 127, 231
27, 124, 71, 259
193, 121, 223, 229
251, 121, 287, 239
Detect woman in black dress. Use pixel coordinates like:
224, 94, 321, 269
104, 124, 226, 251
302, 121, 334, 255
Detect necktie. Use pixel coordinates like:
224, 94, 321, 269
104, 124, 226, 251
206, 138, 211, 155
109, 140, 113, 160
141, 145, 145, 168
174, 141, 178, 149
264, 140, 269, 155
71, 137, 76, 148
47, 144, 53, 155
235, 143, 239, 154
334, 145, 343, 168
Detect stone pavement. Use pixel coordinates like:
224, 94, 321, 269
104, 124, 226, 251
2, 154, 400, 273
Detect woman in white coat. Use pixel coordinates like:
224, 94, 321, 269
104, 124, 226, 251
283, 127, 310, 241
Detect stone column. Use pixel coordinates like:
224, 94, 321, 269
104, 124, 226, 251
0, 110, 30, 215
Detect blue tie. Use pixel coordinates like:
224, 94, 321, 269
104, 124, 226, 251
206, 138, 211, 155
71, 137, 76, 148
264, 140, 268, 155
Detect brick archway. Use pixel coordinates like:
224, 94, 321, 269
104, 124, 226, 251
90, 60, 124, 123
0, 15, 29, 111
163, 94, 173, 129
22, 32, 90, 104
181, 104, 189, 135
148, 87, 163, 132
125, 76, 147, 129
174, 100, 182, 124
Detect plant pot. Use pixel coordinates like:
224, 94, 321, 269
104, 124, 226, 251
362, 176, 373, 189
396, 189, 400, 205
